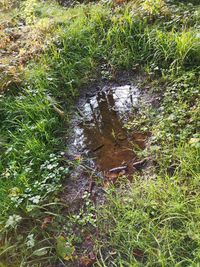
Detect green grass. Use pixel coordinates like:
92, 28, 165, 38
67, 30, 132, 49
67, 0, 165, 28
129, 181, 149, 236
96, 140, 200, 266
0, 0, 200, 265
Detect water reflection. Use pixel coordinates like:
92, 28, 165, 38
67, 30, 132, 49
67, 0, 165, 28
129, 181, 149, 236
73, 85, 141, 172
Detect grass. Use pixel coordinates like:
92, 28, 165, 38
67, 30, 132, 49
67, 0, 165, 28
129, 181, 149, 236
0, 0, 200, 266
97, 143, 200, 266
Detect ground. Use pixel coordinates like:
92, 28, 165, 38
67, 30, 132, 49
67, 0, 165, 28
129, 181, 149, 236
0, 0, 199, 266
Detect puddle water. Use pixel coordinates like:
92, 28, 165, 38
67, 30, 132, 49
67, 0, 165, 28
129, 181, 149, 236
70, 84, 148, 178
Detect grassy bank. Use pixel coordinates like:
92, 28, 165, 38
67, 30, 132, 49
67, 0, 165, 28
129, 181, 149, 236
0, 0, 199, 266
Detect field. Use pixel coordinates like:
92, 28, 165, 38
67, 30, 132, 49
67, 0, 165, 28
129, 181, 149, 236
0, 0, 199, 266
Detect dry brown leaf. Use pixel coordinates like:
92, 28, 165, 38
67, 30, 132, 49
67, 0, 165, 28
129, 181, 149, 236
79, 253, 96, 267
41, 216, 53, 229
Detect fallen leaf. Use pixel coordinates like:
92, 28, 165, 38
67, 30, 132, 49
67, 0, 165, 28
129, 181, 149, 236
41, 216, 53, 229
79, 253, 96, 267
56, 236, 75, 260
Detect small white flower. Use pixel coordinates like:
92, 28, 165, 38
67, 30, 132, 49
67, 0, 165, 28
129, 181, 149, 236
47, 164, 54, 170
26, 234, 35, 248
4, 170, 11, 178
29, 195, 41, 204
5, 214, 22, 228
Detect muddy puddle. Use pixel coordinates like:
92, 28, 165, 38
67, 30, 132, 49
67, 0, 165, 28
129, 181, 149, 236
62, 79, 152, 209
69, 84, 149, 180
60, 80, 152, 266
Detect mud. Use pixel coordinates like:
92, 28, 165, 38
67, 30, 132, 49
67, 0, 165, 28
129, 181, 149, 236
71, 84, 148, 174
62, 78, 152, 211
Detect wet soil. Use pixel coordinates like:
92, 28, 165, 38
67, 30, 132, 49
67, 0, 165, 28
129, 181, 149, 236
62, 76, 152, 209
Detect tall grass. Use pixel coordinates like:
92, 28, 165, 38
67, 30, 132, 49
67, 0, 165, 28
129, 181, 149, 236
27, 1, 200, 90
